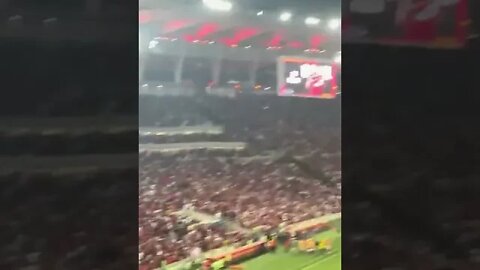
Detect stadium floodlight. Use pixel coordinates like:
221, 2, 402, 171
202, 0, 233, 12
305, 17, 320, 25
279, 12, 292, 22
327, 18, 341, 30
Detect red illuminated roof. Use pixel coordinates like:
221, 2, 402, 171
139, 9, 340, 51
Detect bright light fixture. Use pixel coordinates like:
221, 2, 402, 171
202, 0, 232, 12
257, 10, 264, 16
305, 17, 320, 25
328, 18, 341, 30
279, 12, 292, 22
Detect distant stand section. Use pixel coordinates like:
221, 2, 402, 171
139, 142, 247, 153
139, 125, 224, 136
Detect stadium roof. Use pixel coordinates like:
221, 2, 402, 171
139, 0, 340, 56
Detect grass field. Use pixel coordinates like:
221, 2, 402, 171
240, 226, 341, 270
165, 218, 341, 270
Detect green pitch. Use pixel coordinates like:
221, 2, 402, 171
241, 226, 341, 270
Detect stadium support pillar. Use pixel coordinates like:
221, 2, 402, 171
248, 58, 259, 85
212, 59, 222, 85
174, 55, 185, 84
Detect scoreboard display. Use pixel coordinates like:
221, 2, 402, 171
277, 56, 339, 99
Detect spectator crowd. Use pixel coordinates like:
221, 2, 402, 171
138, 95, 341, 269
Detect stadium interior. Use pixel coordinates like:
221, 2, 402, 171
1, 1, 480, 270
138, 1, 342, 269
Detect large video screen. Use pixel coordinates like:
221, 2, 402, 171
277, 56, 339, 99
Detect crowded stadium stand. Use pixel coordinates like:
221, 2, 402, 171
139, 94, 341, 270
138, 1, 342, 269
4, 0, 479, 270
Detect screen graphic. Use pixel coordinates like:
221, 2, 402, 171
277, 56, 339, 99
